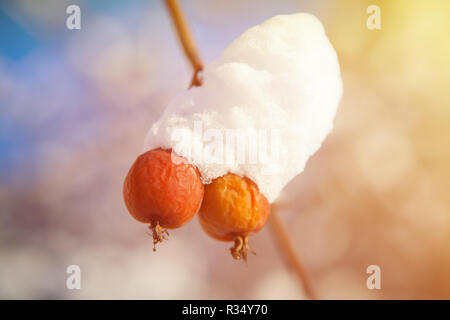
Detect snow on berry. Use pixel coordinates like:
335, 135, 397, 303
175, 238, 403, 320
144, 13, 342, 203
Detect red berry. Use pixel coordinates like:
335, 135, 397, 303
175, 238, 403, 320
123, 148, 204, 250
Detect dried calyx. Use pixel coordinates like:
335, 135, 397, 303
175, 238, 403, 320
148, 221, 169, 251
230, 235, 255, 263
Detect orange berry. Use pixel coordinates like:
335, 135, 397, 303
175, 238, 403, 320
198, 173, 270, 261
123, 148, 204, 250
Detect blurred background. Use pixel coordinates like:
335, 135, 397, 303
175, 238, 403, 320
1, 0, 449, 299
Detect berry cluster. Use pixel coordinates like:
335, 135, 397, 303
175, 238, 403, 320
123, 148, 270, 261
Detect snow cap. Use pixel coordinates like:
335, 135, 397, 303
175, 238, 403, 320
144, 13, 342, 202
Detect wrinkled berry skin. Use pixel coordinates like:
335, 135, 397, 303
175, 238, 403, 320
199, 173, 270, 241
123, 148, 204, 228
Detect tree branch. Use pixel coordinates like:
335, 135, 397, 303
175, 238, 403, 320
165, 0, 203, 88
268, 204, 318, 299
164, 0, 317, 300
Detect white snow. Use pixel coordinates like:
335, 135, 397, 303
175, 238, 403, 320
144, 13, 342, 203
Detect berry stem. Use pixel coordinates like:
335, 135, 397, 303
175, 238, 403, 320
268, 204, 318, 300
164, 0, 203, 88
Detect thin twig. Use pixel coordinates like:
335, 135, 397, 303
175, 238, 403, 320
164, 0, 317, 300
268, 204, 318, 299
164, 0, 203, 87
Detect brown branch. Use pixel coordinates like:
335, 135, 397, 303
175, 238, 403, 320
269, 204, 318, 300
164, 0, 203, 88
164, 0, 317, 300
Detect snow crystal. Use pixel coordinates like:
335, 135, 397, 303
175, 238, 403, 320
144, 13, 342, 203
